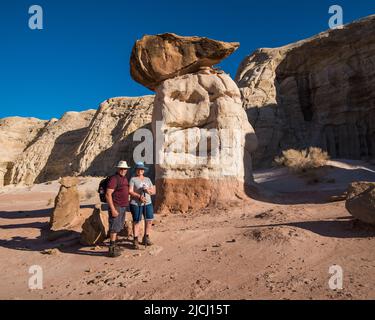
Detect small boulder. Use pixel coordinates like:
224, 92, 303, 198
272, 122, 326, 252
80, 204, 109, 245
345, 182, 375, 225
49, 176, 81, 239
130, 33, 239, 90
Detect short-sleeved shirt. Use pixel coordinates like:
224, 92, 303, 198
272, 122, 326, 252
129, 176, 153, 206
107, 174, 129, 207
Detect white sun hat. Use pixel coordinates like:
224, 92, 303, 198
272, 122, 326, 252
115, 160, 130, 169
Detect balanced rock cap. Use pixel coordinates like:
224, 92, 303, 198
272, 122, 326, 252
130, 33, 240, 91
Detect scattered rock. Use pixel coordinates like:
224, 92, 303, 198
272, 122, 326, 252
80, 204, 109, 245
345, 182, 375, 225
148, 245, 163, 256
41, 248, 60, 255
255, 210, 274, 219
328, 193, 347, 202
244, 227, 291, 244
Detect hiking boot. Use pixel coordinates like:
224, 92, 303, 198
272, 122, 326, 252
108, 244, 121, 258
133, 237, 140, 250
143, 235, 153, 246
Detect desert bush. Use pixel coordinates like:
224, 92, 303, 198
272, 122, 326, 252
274, 147, 329, 172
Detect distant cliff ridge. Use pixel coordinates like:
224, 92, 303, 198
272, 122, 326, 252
235, 14, 375, 168
0, 97, 154, 186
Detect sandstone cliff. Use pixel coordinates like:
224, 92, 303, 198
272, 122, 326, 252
9, 110, 96, 185
235, 15, 375, 168
2, 97, 155, 186
0, 117, 47, 186
72, 96, 154, 177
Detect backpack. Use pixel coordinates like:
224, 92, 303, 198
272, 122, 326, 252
98, 175, 120, 203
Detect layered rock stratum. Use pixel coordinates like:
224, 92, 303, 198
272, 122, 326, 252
0, 117, 47, 186
152, 68, 257, 213
8, 110, 96, 185
2, 97, 154, 186
72, 96, 154, 177
235, 15, 375, 168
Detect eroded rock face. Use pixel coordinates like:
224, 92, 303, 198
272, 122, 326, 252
130, 33, 239, 90
152, 68, 257, 213
8, 110, 96, 185
49, 177, 81, 238
346, 181, 375, 225
73, 96, 154, 177
0, 117, 47, 186
235, 15, 375, 168
80, 204, 109, 245
2, 96, 155, 185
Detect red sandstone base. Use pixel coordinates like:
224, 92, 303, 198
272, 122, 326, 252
155, 178, 247, 214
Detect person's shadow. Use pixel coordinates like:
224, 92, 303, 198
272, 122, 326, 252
0, 206, 131, 257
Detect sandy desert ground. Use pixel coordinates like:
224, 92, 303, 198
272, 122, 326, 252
0, 160, 375, 300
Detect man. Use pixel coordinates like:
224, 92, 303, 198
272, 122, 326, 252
106, 160, 130, 258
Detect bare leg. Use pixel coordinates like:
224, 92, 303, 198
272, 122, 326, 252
133, 222, 141, 239
132, 222, 141, 249
110, 232, 117, 242
144, 220, 153, 237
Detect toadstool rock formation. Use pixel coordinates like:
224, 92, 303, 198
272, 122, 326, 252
131, 33, 257, 213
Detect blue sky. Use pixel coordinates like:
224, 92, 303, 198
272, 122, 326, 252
0, 0, 374, 120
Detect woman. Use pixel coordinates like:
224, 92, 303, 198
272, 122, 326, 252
129, 162, 156, 249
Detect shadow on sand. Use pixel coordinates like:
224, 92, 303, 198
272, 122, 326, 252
244, 163, 375, 205
0, 206, 134, 257
239, 217, 375, 239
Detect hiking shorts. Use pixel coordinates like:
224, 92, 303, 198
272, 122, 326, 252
130, 204, 154, 223
108, 206, 129, 233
